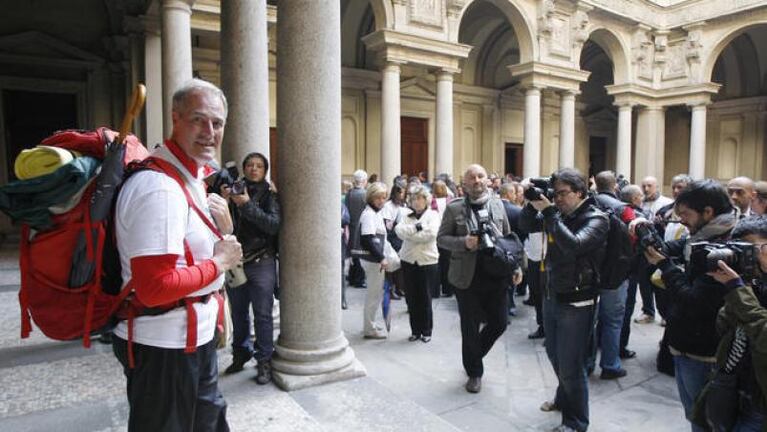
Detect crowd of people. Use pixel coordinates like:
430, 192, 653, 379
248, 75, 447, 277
106, 78, 767, 432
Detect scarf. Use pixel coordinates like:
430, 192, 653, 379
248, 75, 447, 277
683, 211, 737, 262
468, 191, 490, 206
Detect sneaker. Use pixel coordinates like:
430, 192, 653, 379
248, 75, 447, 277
465, 377, 481, 393
551, 425, 578, 432
420, 335, 431, 343
600, 368, 627, 380
528, 326, 545, 339
540, 400, 560, 412
408, 334, 421, 342
364, 331, 387, 340
255, 360, 272, 385
634, 314, 655, 324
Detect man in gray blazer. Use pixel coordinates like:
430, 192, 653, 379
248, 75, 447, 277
437, 164, 520, 394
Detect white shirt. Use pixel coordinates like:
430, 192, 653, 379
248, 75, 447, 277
359, 205, 387, 238
113, 146, 224, 349
642, 195, 674, 219
524, 232, 547, 262
395, 208, 440, 265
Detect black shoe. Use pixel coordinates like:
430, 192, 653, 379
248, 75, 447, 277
420, 335, 431, 343
225, 355, 251, 374
465, 377, 481, 393
408, 334, 420, 342
341, 300, 348, 310
255, 360, 272, 385
441, 292, 453, 298
522, 299, 534, 306
508, 307, 517, 317
600, 368, 627, 380
528, 327, 545, 339
620, 349, 636, 359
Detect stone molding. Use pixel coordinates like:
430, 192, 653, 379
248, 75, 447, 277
507, 61, 590, 92
607, 81, 720, 107
362, 29, 470, 72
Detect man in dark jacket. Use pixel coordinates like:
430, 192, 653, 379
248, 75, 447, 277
520, 168, 609, 432
702, 215, 767, 431
500, 182, 524, 316
346, 169, 369, 287
643, 179, 737, 432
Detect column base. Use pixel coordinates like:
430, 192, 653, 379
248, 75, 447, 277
272, 358, 367, 391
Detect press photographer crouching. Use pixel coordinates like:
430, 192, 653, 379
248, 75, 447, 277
436, 164, 522, 394
220, 152, 281, 384
639, 179, 737, 432
519, 168, 609, 432
693, 215, 767, 431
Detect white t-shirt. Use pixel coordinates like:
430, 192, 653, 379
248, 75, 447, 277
113, 148, 224, 349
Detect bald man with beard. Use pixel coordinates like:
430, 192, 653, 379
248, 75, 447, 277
727, 176, 755, 219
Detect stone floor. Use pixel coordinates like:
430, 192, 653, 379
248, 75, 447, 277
0, 237, 689, 431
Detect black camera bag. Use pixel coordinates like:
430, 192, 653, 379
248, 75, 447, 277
478, 232, 524, 280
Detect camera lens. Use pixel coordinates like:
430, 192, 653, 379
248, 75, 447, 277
706, 248, 734, 272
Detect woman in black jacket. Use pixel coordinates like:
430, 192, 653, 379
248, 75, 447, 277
223, 152, 281, 385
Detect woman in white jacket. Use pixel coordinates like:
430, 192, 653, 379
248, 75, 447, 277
395, 185, 441, 342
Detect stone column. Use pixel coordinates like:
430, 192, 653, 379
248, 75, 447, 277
161, 0, 195, 136
380, 61, 402, 185
523, 87, 542, 178
616, 103, 633, 179
272, 0, 365, 391
221, 0, 270, 168
435, 69, 454, 177
142, 15, 164, 148
558, 90, 576, 168
689, 103, 707, 179
635, 106, 666, 185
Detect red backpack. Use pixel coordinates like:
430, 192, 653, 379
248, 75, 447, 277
18, 128, 149, 347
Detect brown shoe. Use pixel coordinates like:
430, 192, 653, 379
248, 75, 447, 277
465, 377, 481, 393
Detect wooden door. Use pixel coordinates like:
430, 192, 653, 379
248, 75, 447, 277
400, 116, 428, 179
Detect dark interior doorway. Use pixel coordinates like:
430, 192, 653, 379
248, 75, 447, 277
589, 136, 607, 177
504, 143, 523, 178
400, 116, 428, 179
3, 90, 78, 181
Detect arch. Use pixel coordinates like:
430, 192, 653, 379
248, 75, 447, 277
341, 0, 378, 69
455, 0, 536, 64
703, 21, 767, 82
577, 27, 630, 85
368, 0, 393, 31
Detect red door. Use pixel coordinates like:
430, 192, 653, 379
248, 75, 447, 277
400, 116, 428, 178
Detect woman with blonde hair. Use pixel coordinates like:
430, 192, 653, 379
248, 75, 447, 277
352, 182, 392, 339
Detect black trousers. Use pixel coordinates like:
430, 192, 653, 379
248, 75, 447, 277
455, 271, 509, 378
113, 337, 229, 432
438, 248, 454, 296
402, 261, 437, 336
528, 259, 544, 326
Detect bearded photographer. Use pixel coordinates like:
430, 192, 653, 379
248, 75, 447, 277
437, 164, 521, 394
641, 179, 737, 432
221, 152, 281, 385
700, 216, 767, 431
519, 168, 609, 432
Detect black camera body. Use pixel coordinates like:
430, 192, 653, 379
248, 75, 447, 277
616, 174, 629, 191
689, 241, 757, 281
211, 161, 246, 195
635, 222, 668, 255
470, 208, 496, 251
524, 177, 553, 201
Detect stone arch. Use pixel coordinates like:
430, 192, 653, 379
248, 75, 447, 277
577, 27, 630, 85
703, 21, 767, 82
368, 0, 392, 31
341, 0, 380, 69
455, 0, 536, 64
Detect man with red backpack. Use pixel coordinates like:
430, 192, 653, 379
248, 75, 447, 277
111, 79, 242, 432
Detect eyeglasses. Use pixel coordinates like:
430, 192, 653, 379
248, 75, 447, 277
753, 243, 767, 254
553, 189, 574, 198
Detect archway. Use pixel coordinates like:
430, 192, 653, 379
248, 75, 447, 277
579, 39, 616, 176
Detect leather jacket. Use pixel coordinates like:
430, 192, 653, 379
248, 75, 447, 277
520, 195, 608, 303
233, 181, 281, 258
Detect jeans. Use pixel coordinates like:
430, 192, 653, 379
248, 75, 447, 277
113, 337, 229, 432
544, 296, 596, 432
733, 409, 765, 432
589, 280, 628, 372
620, 276, 639, 351
454, 272, 508, 378
401, 262, 436, 336
228, 257, 276, 362
673, 355, 716, 432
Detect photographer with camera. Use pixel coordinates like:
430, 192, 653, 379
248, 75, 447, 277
641, 179, 737, 432
700, 216, 767, 431
519, 168, 609, 432
437, 164, 521, 394
221, 152, 281, 385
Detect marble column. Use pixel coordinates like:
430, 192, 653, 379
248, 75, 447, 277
380, 61, 402, 185
635, 106, 666, 185
221, 0, 270, 168
558, 90, 576, 168
689, 104, 707, 179
616, 103, 633, 179
161, 0, 194, 136
435, 69, 454, 177
142, 15, 164, 148
272, 0, 365, 391
523, 87, 542, 178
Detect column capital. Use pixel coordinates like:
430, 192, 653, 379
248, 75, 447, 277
560, 90, 578, 99
524, 86, 543, 96
435, 68, 458, 81
382, 61, 404, 73
687, 101, 710, 110
161, 0, 195, 13
614, 101, 635, 110
508, 62, 588, 93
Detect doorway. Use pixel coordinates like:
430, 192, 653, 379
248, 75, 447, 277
589, 136, 607, 177
400, 116, 428, 179
504, 143, 523, 178
3, 89, 78, 181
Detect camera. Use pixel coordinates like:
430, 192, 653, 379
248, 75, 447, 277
524, 177, 553, 201
689, 241, 757, 281
471, 208, 496, 251
211, 161, 246, 194
616, 174, 629, 191
230, 180, 247, 195
635, 222, 668, 255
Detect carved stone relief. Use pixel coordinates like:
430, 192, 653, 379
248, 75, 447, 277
632, 28, 654, 81
447, 0, 466, 18
410, 0, 444, 28
537, 0, 572, 60
662, 43, 687, 79
571, 9, 590, 49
